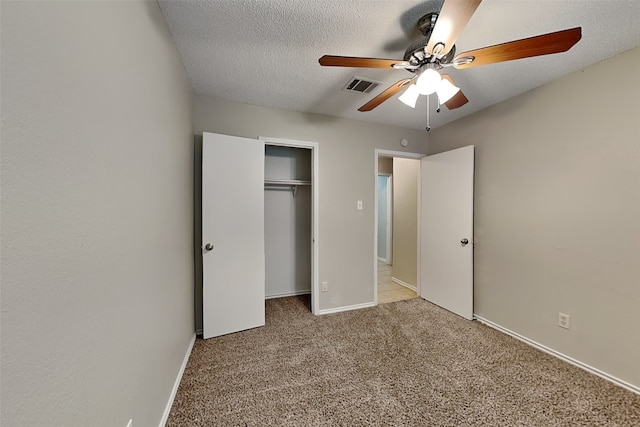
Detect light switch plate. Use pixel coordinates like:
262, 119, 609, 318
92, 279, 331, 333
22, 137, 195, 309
357, 201, 363, 210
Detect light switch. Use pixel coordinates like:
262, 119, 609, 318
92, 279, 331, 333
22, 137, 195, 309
357, 200, 363, 210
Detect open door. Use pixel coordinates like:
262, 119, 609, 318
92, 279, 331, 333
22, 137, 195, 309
202, 132, 265, 338
420, 146, 474, 320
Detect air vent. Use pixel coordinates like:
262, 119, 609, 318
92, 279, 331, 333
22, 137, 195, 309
342, 76, 380, 94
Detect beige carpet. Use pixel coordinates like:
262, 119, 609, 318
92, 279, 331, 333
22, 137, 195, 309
168, 296, 640, 426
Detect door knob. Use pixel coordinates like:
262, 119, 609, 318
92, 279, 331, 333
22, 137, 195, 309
460, 238, 469, 246
204, 243, 214, 251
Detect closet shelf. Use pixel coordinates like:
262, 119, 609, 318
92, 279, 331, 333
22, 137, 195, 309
264, 179, 311, 198
264, 179, 311, 186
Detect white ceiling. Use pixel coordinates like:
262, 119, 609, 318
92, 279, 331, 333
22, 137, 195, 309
159, 0, 640, 131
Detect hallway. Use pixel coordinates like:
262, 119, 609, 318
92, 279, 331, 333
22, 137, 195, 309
377, 260, 417, 304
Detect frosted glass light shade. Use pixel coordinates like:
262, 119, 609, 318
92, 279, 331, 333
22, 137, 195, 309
416, 69, 442, 95
436, 78, 460, 104
398, 84, 420, 108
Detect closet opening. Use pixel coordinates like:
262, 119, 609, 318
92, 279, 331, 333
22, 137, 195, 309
261, 138, 319, 314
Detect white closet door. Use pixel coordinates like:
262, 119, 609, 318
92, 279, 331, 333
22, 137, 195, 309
202, 132, 265, 339
420, 145, 474, 320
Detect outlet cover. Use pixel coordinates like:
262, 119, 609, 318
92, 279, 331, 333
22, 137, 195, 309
558, 312, 570, 329
321, 281, 328, 292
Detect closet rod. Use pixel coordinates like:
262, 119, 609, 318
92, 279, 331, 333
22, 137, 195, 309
264, 179, 311, 198
264, 184, 299, 198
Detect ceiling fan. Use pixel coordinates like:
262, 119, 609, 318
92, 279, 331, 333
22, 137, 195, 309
319, 0, 581, 116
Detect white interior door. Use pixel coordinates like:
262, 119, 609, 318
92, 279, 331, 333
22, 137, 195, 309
420, 145, 474, 320
202, 132, 265, 339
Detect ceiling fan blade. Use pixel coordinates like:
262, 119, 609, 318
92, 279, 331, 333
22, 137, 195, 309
452, 27, 582, 69
319, 55, 411, 69
358, 78, 415, 112
441, 75, 469, 109
426, 0, 482, 56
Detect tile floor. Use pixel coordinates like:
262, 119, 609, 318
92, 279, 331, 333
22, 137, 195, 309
377, 260, 418, 304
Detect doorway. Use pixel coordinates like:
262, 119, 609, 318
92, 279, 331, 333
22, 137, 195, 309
259, 137, 319, 315
374, 146, 475, 319
377, 174, 392, 264
374, 151, 423, 304
264, 145, 312, 303
198, 133, 320, 339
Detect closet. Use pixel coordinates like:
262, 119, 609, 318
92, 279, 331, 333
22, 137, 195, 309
264, 145, 312, 299
200, 132, 318, 339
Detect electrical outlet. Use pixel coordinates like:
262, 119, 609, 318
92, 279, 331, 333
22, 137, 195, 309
321, 281, 328, 292
558, 312, 570, 329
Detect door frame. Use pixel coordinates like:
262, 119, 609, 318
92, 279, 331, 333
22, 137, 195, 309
374, 149, 426, 305
259, 136, 320, 315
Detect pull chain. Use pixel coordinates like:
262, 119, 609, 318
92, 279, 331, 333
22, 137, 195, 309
426, 94, 431, 131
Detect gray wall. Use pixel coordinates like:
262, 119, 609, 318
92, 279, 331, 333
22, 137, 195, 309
378, 156, 393, 175
1, 1, 195, 426
195, 96, 428, 311
429, 47, 640, 388
392, 158, 419, 287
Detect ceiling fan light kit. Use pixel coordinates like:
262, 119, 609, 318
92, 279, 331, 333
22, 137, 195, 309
398, 84, 421, 108
416, 68, 442, 95
317, 0, 582, 127
435, 78, 460, 104
399, 72, 460, 109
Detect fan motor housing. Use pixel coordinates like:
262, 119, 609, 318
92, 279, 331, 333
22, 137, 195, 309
403, 12, 457, 72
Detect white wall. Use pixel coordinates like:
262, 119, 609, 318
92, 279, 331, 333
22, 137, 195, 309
1, 1, 195, 425
195, 96, 428, 311
429, 47, 640, 389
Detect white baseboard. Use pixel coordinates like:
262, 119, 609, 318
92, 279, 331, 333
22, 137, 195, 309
474, 315, 639, 395
391, 277, 417, 292
160, 333, 196, 426
265, 290, 311, 300
317, 301, 376, 315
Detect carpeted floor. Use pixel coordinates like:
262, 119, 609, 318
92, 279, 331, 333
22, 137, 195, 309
167, 296, 640, 426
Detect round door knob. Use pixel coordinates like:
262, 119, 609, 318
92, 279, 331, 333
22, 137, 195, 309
460, 238, 469, 246
204, 243, 214, 251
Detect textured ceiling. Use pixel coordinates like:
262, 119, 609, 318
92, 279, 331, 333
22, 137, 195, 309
159, 0, 640, 131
